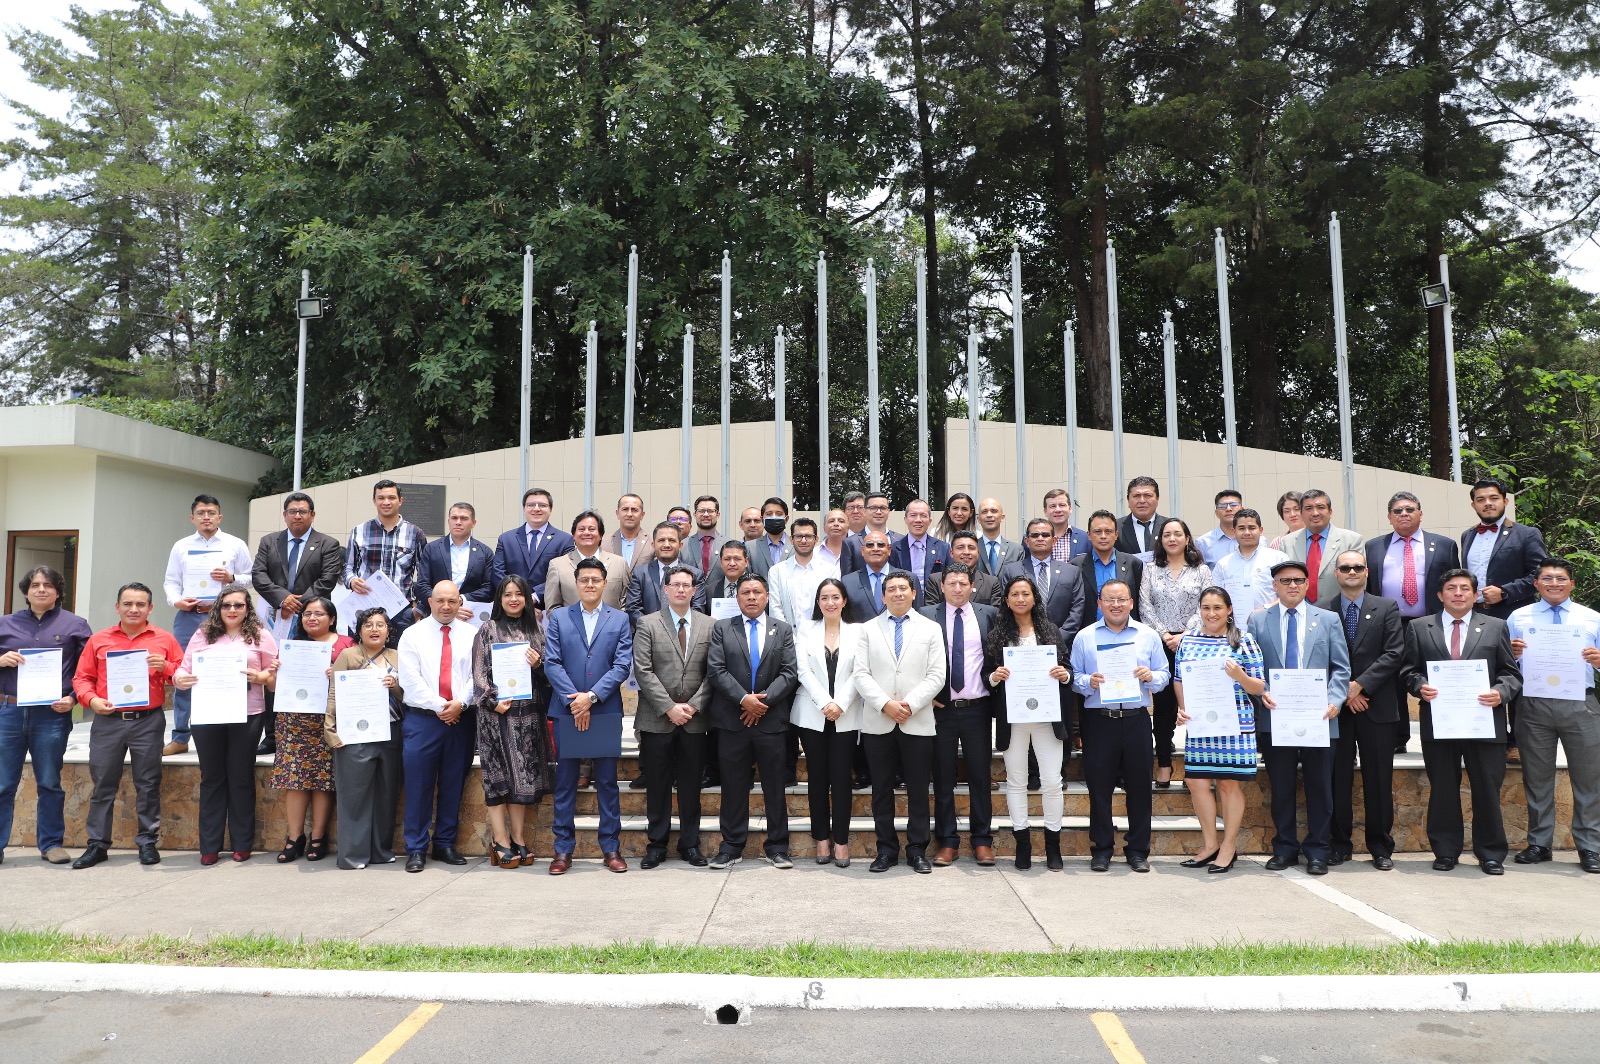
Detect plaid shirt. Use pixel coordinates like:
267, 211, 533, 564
343, 517, 427, 595
1051, 531, 1075, 562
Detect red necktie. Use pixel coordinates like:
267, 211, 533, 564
1450, 618, 1463, 659
700, 535, 712, 573
1401, 536, 1418, 606
1306, 533, 1322, 605
439, 624, 454, 700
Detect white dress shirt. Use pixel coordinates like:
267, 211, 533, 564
769, 554, 839, 625
448, 538, 471, 584
163, 529, 254, 607
1211, 546, 1286, 632
396, 616, 476, 713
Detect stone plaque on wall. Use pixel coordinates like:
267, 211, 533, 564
398, 483, 448, 538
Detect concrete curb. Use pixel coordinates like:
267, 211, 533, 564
3, 963, 1599, 1012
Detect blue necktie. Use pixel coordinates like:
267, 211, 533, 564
986, 541, 998, 573
950, 607, 966, 693
892, 616, 905, 658
1552, 605, 1565, 625
872, 572, 883, 610
747, 617, 762, 691
286, 536, 303, 584
1344, 600, 1359, 646
1285, 607, 1300, 669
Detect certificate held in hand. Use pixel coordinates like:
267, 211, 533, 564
1179, 658, 1241, 738
17, 648, 64, 707
1003, 644, 1061, 723
1097, 641, 1143, 704
334, 669, 392, 744
276, 639, 332, 713
1268, 668, 1330, 747
182, 550, 225, 601
189, 647, 249, 725
106, 649, 150, 708
491, 642, 534, 701
1426, 658, 1495, 739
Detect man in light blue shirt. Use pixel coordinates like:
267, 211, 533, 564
1210, 508, 1286, 632
1070, 579, 1169, 872
1195, 489, 1243, 566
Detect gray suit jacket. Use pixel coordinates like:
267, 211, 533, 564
1253, 601, 1352, 740
975, 536, 1025, 577
632, 607, 715, 734
1281, 525, 1365, 607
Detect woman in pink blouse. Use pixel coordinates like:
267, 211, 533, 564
175, 582, 278, 864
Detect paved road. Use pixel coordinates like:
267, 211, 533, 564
2, 991, 1594, 1063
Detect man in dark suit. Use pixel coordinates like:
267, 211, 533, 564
744, 498, 793, 581
1115, 476, 1168, 557
1461, 478, 1546, 621
925, 532, 999, 607
706, 573, 799, 869
1329, 550, 1406, 868
920, 563, 999, 867
543, 557, 634, 874
1000, 519, 1086, 646
1403, 568, 1522, 874
843, 531, 909, 620
839, 491, 904, 575
1043, 488, 1089, 560
625, 522, 705, 629
414, 503, 495, 616
1073, 510, 1144, 631
974, 497, 1025, 577
889, 499, 950, 596
491, 488, 575, 609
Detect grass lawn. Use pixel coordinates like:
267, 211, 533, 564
3, 928, 1597, 978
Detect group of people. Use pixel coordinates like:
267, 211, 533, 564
1, 472, 1595, 880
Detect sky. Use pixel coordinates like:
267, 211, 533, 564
3, 1, 1598, 289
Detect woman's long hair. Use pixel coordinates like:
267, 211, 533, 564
490, 574, 541, 643
811, 577, 850, 622
935, 492, 977, 542
985, 575, 1062, 660
199, 583, 262, 645
1198, 586, 1244, 651
1152, 517, 1204, 570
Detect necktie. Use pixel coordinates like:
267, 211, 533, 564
1401, 536, 1418, 606
747, 618, 762, 691
286, 537, 303, 584
892, 615, 905, 657
872, 572, 883, 610
1141, 521, 1152, 551
950, 607, 966, 693
912, 539, 924, 582
1285, 607, 1299, 669
1306, 533, 1323, 605
677, 616, 688, 654
1551, 604, 1565, 625
986, 541, 998, 573
1036, 559, 1051, 596
439, 624, 454, 701
1344, 599, 1359, 646
1450, 618, 1463, 659
526, 527, 537, 559
700, 535, 713, 573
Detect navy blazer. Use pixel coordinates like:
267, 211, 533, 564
624, 557, 706, 629
1458, 521, 1546, 619
842, 565, 923, 622
998, 557, 1086, 649
890, 534, 952, 593
1253, 601, 1352, 739
838, 529, 905, 576
543, 602, 633, 720
414, 536, 495, 608
1365, 531, 1460, 607
491, 525, 575, 605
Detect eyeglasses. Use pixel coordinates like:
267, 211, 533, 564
1389, 507, 1419, 515
1537, 574, 1572, 584
1215, 501, 1241, 510
1275, 577, 1308, 586
1336, 564, 1366, 573
193, 509, 221, 518
219, 602, 248, 610
284, 508, 311, 517
1025, 531, 1053, 539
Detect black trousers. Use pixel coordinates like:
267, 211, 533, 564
1332, 710, 1399, 857
933, 701, 994, 849
638, 728, 705, 852
1151, 642, 1180, 766
1081, 710, 1153, 859
717, 726, 788, 855
192, 716, 266, 854
1262, 738, 1334, 863
862, 729, 934, 858
799, 722, 856, 845
1422, 738, 1508, 863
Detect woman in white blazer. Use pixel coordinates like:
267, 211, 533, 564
793, 577, 862, 868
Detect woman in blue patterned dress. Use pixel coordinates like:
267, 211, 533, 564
1174, 586, 1265, 873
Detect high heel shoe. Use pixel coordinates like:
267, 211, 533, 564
514, 843, 534, 867
815, 841, 833, 865
489, 843, 520, 869
834, 846, 851, 869
1154, 766, 1174, 790
305, 837, 329, 862
1180, 849, 1220, 869
276, 834, 306, 864
1208, 853, 1238, 874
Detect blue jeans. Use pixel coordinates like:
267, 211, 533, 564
0, 703, 74, 853
170, 609, 203, 743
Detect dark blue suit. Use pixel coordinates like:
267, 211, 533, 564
842, 565, 923, 622
838, 529, 905, 576
492, 524, 575, 606
624, 557, 706, 629
413, 536, 495, 609
1459, 521, 1546, 619
890, 534, 951, 596
543, 603, 633, 854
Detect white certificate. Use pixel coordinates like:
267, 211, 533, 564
106, 649, 150, 708
189, 646, 249, 725
334, 669, 392, 744
331, 569, 412, 622
467, 602, 495, 627
491, 641, 534, 701
182, 550, 226, 600
710, 597, 742, 620
1268, 668, 1330, 746
1179, 657, 1241, 738
1519, 624, 1590, 702
17, 649, 64, 707
1097, 640, 1143, 704
276, 640, 332, 713
1426, 658, 1495, 739
1003, 644, 1060, 723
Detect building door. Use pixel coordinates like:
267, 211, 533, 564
6, 531, 78, 614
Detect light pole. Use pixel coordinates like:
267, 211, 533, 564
292, 271, 323, 492
1421, 258, 1463, 483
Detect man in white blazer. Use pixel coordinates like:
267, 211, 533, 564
1279, 488, 1364, 608
853, 571, 947, 874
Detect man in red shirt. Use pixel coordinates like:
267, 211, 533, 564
70, 582, 183, 869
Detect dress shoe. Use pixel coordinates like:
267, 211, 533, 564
708, 850, 741, 870
1328, 851, 1351, 866
430, 845, 468, 866
405, 852, 426, 873
199, 852, 219, 866
1026, 775, 1042, 791
868, 852, 896, 873
1505, 746, 1521, 764
678, 847, 708, 867
1481, 859, 1504, 875
42, 846, 71, 865
628, 776, 647, 789
1432, 856, 1457, 871
932, 847, 958, 867
602, 851, 628, 872
1208, 854, 1239, 874
908, 854, 933, 874
547, 852, 572, 875
255, 736, 275, 756
162, 741, 188, 756
1580, 850, 1600, 874
1373, 854, 1394, 871
1127, 854, 1150, 873
1306, 859, 1329, 875
974, 845, 995, 867
1090, 853, 1110, 872
71, 844, 109, 870
765, 851, 794, 870
641, 849, 666, 870
1515, 844, 1553, 864
137, 844, 160, 866
231, 850, 251, 863
1264, 854, 1297, 871
1180, 849, 1220, 869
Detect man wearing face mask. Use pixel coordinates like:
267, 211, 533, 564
745, 498, 794, 581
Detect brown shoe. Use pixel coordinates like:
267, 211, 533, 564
932, 847, 958, 867
602, 851, 628, 872
1506, 747, 1521, 765
974, 845, 996, 867
41, 846, 71, 865
162, 741, 189, 756
548, 852, 572, 875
